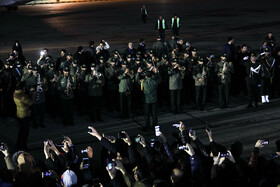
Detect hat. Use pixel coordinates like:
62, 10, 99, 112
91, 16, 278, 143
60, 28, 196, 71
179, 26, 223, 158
221, 53, 227, 58
149, 50, 153, 54
114, 50, 119, 54
61, 170, 77, 187
145, 71, 153, 78
49, 63, 54, 68
122, 61, 128, 65
136, 51, 141, 55
185, 42, 191, 47
171, 58, 178, 63
135, 57, 141, 61
127, 54, 132, 58
90, 63, 96, 67
163, 55, 168, 59
32, 66, 38, 71
146, 59, 153, 64
198, 57, 203, 62
192, 48, 197, 52
63, 66, 70, 72
265, 48, 270, 52
251, 53, 256, 57
99, 56, 104, 60
15, 61, 21, 65
110, 58, 116, 63
4, 60, 11, 65
66, 53, 72, 57
28, 65, 33, 70
73, 60, 78, 64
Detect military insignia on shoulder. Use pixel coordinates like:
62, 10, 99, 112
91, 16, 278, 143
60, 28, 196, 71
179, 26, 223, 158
229, 62, 233, 65
72, 76, 76, 82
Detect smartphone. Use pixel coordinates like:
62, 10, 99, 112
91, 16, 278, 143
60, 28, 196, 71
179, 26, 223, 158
220, 152, 229, 157
173, 124, 181, 128
118, 132, 126, 139
150, 139, 155, 147
155, 126, 161, 136
189, 128, 193, 136
135, 137, 141, 143
82, 158, 89, 169
178, 145, 187, 150
106, 159, 115, 170
40, 51, 44, 56
262, 140, 269, 145
42, 172, 52, 178
88, 129, 93, 133
0, 144, 4, 151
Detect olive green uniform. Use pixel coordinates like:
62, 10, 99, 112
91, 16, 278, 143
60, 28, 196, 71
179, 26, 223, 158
192, 64, 207, 110
215, 61, 234, 108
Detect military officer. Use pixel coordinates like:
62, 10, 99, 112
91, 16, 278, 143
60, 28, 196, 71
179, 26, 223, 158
136, 67, 161, 129
85, 63, 105, 122
215, 54, 234, 108
25, 65, 47, 128
257, 47, 275, 103
57, 66, 76, 126
76, 64, 88, 115
118, 61, 134, 118
168, 58, 185, 113
243, 53, 261, 108
105, 58, 119, 112
192, 57, 207, 111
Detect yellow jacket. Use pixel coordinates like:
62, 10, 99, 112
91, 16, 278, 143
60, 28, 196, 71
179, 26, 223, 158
13, 90, 33, 119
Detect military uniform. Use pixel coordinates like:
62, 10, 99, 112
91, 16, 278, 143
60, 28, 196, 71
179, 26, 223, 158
57, 66, 76, 126
256, 48, 275, 103
105, 59, 119, 112
215, 55, 234, 108
25, 66, 47, 128
168, 58, 185, 113
157, 56, 170, 106
45, 65, 59, 117
136, 71, 161, 128
76, 64, 88, 115
192, 58, 207, 110
85, 64, 105, 122
243, 54, 261, 107
118, 62, 133, 118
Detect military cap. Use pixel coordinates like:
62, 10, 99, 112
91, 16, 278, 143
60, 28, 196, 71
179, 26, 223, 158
90, 63, 96, 67
122, 61, 128, 65
73, 60, 78, 64
265, 48, 270, 52
63, 66, 70, 72
221, 53, 227, 57
99, 56, 104, 60
171, 58, 178, 63
149, 50, 153, 54
127, 54, 132, 58
49, 63, 54, 68
32, 65, 38, 71
4, 60, 11, 65
136, 51, 141, 55
114, 50, 119, 54
163, 55, 168, 59
110, 58, 116, 63
15, 61, 21, 65
66, 53, 72, 56
146, 59, 153, 64
81, 64, 87, 69
198, 57, 204, 62
27, 65, 33, 70
135, 57, 141, 61
145, 71, 153, 78
192, 48, 197, 52
251, 53, 256, 57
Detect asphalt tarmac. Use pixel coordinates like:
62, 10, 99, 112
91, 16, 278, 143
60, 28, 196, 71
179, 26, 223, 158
0, 0, 280, 169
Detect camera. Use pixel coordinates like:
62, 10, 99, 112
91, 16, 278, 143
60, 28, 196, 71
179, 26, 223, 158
88, 129, 93, 133
135, 136, 141, 143
155, 126, 161, 136
81, 149, 88, 154
106, 159, 116, 170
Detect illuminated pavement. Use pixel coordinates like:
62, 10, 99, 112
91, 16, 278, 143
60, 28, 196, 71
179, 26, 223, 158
0, 0, 280, 167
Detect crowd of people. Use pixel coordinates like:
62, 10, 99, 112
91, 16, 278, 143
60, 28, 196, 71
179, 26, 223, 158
1, 124, 280, 187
